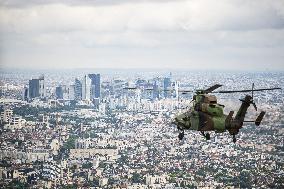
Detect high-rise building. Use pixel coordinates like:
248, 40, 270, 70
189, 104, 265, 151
63, 85, 75, 100
153, 80, 159, 100
29, 79, 38, 99
55, 86, 63, 99
74, 78, 82, 101
88, 74, 101, 98
173, 81, 180, 99
23, 86, 29, 101
163, 77, 171, 98
69, 85, 75, 100
82, 75, 91, 100
28, 76, 45, 99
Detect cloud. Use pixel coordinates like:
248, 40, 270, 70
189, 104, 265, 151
0, 0, 184, 8
1, 0, 284, 34
181, 0, 284, 31
0, 0, 284, 70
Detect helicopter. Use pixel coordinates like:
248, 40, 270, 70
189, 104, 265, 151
172, 83, 281, 143
124, 83, 281, 143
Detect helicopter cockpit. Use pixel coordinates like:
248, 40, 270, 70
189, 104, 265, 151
193, 94, 224, 117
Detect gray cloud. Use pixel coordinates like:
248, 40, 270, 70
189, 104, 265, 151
0, 0, 184, 8
1, 0, 284, 34
0, 0, 284, 71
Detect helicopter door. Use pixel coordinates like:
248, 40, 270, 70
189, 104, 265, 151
190, 111, 199, 130
198, 112, 214, 131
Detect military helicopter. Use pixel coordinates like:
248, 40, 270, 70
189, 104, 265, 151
171, 84, 281, 143
124, 84, 281, 143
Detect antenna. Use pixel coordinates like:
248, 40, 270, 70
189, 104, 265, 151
251, 83, 257, 111
252, 83, 254, 99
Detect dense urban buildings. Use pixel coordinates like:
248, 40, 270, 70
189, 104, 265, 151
0, 70, 283, 188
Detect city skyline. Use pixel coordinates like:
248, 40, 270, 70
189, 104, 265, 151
1, 0, 284, 71
0, 70, 283, 188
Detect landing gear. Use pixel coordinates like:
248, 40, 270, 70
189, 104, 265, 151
205, 133, 210, 140
233, 135, 237, 143
201, 131, 210, 140
178, 131, 184, 140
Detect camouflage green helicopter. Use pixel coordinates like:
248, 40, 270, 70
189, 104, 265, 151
172, 84, 281, 143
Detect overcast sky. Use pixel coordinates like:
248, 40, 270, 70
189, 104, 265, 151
0, 0, 284, 71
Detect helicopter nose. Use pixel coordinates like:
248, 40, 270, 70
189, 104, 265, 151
172, 119, 185, 131
171, 118, 179, 126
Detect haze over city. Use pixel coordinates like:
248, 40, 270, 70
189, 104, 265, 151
1, 0, 284, 71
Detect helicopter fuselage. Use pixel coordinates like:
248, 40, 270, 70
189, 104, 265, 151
174, 108, 227, 133
173, 94, 266, 142
174, 93, 228, 132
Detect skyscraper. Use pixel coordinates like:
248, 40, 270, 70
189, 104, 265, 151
163, 77, 171, 98
63, 85, 75, 100
28, 76, 45, 99
82, 75, 91, 100
23, 86, 29, 101
74, 78, 82, 101
173, 81, 180, 99
153, 80, 159, 100
88, 74, 101, 98
55, 86, 63, 99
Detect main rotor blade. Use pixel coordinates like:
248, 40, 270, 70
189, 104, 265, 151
144, 88, 193, 93
123, 87, 138, 90
214, 87, 281, 94
144, 88, 171, 91
204, 84, 222, 93
178, 90, 194, 93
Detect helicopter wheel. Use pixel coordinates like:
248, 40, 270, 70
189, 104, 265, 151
233, 135, 237, 143
205, 133, 210, 140
178, 131, 184, 140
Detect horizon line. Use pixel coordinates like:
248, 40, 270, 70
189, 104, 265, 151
1, 67, 284, 73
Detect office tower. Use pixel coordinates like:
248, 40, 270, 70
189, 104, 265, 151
113, 79, 126, 97
153, 80, 159, 100
74, 78, 82, 100
23, 86, 29, 101
82, 75, 91, 100
38, 76, 45, 98
29, 79, 38, 99
88, 74, 101, 98
173, 81, 180, 99
28, 76, 45, 99
63, 85, 75, 100
68, 85, 75, 100
55, 86, 63, 99
163, 77, 171, 98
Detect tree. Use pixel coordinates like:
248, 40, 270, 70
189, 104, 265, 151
7, 180, 28, 188
67, 135, 77, 149
61, 135, 78, 157
82, 162, 93, 169
240, 170, 252, 188
132, 172, 143, 183
83, 133, 90, 139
